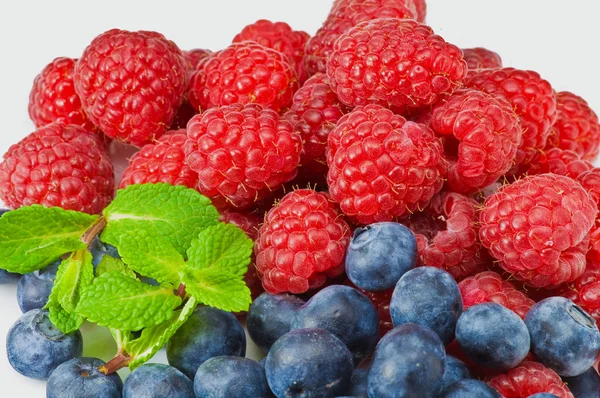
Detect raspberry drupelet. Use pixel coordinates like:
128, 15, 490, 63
558, 268, 600, 324
489, 361, 574, 398
182, 49, 212, 71
527, 148, 593, 179
461, 47, 503, 70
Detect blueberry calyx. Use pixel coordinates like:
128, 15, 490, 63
568, 303, 596, 328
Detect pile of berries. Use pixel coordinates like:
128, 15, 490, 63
2, 0, 600, 397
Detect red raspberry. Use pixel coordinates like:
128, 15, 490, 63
169, 101, 197, 131
479, 174, 597, 288
284, 73, 348, 174
465, 68, 557, 169
577, 168, 600, 206
254, 189, 351, 294
545, 91, 600, 161
119, 131, 198, 189
187, 42, 298, 112
489, 361, 574, 398
413, 0, 427, 22
557, 268, 600, 324
459, 271, 536, 319
232, 19, 310, 82
420, 89, 522, 193
462, 47, 503, 70
0, 123, 114, 214
28, 57, 94, 131
527, 148, 592, 179
327, 18, 467, 111
182, 49, 212, 71
403, 193, 486, 281
74, 29, 187, 147
184, 104, 302, 209
327, 104, 446, 224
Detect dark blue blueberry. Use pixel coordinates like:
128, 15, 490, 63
291, 285, 379, 365
440, 355, 472, 394
0, 269, 21, 284
345, 222, 417, 291
89, 236, 120, 268
526, 394, 558, 398
46, 357, 122, 398
440, 379, 501, 398
0, 208, 9, 216
258, 357, 267, 368
247, 292, 305, 352
367, 323, 446, 398
139, 276, 160, 286
17, 260, 60, 313
6, 309, 83, 379
562, 367, 600, 398
390, 266, 462, 344
266, 328, 353, 398
123, 363, 194, 398
345, 368, 368, 397
456, 303, 530, 370
525, 297, 600, 377
194, 356, 271, 398
167, 306, 246, 379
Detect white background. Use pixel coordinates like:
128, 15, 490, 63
0, 0, 599, 396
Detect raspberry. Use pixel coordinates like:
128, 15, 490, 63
545, 91, 600, 161
119, 131, 198, 189
169, 101, 197, 130
459, 271, 536, 319
0, 123, 114, 214
403, 193, 487, 281
184, 103, 302, 209
462, 47, 503, 70
479, 174, 597, 288
527, 148, 592, 179
413, 0, 427, 22
182, 49, 212, 70
327, 18, 467, 111
232, 19, 310, 82
28, 57, 94, 131
420, 89, 522, 193
557, 268, 600, 324
284, 73, 348, 174
254, 189, 351, 294
187, 42, 298, 112
327, 104, 446, 224
465, 68, 557, 169
489, 361, 574, 398
74, 29, 187, 146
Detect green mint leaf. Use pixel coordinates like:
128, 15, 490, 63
0, 205, 97, 273
76, 271, 182, 331
96, 256, 138, 280
52, 250, 94, 313
102, 184, 219, 255
183, 267, 251, 312
47, 300, 84, 334
125, 297, 198, 370
186, 222, 253, 277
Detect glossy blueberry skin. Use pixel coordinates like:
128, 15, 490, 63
345, 222, 417, 291
456, 303, 530, 370
390, 267, 463, 344
17, 260, 59, 313
46, 357, 123, 398
266, 328, 354, 398
440, 379, 501, 398
525, 297, 600, 377
346, 368, 368, 397
291, 285, 379, 365
248, 292, 305, 352
0, 269, 21, 284
562, 367, 600, 398
440, 355, 472, 394
89, 236, 120, 268
124, 363, 194, 398
167, 306, 246, 379
526, 394, 558, 398
6, 309, 83, 379
367, 323, 446, 398
194, 356, 271, 398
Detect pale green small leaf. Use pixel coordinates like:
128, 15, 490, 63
96, 256, 138, 280
47, 300, 84, 334
109, 328, 131, 353
183, 267, 251, 312
76, 271, 182, 331
53, 250, 94, 313
186, 222, 253, 277
0, 205, 97, 273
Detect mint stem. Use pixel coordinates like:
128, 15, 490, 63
98, 352, 131, 375
175, 283, 186, 299
82, 216, 107, 246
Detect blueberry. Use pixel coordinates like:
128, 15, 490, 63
345, 368, 368, 397
46, 357, 123, 398
0, 208, 9, 216
525, 297, 600, 377
526, 394, 558, 398
194, 356, 271, 398
17, 260, 60, 313
6, 309, 83, 379
123, 363, 194, 398
345, 222, 417, 291
562, 367, 600, 398
258, 357, 267, 368
247, 292, 305, 352
456, 303, 530, 370
367, 323, 446, 398
89, 236, 120, 268
167, 306, 246, 379
266, 328, 353, 398
390, 266, 462, 344
440, 355, 472, 394
291, 285, 379, 365
440, 379, 501, 398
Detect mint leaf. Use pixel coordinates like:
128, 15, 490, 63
0, 205, 97, 273
52, 250, 94, 313
186, 222, 253, 277
47, 300, 84, 334
76, 271, 182, 331
102, 184, 219, 255
96, 256, 138, 280
183, 267, 251, 312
